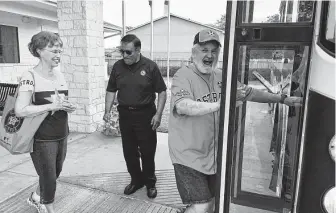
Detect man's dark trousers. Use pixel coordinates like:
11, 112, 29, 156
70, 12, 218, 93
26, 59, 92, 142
118, 104, 157, 188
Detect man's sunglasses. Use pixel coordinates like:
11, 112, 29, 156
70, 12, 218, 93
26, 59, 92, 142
119, 49, 133, 56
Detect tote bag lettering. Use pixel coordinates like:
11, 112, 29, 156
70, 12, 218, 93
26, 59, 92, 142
0, 71, 48, 154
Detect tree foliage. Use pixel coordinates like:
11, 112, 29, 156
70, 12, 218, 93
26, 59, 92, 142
265, 14, 280, 23
279, 0, 314, 22
298, 1, 314, 21
214, 14, 226, 31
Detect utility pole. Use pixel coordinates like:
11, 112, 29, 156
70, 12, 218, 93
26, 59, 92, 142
165, 0, 171, 87
122, 0, 126, 37
149, 0, 154, 60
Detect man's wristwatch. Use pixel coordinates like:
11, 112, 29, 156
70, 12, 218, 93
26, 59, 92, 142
279, 94, 288, 104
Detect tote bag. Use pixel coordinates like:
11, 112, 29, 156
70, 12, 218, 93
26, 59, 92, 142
0, 71, 48, 154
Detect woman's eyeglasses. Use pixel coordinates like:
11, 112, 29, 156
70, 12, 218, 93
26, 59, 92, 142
119, 49, 133, 56
44, 49, 63, 54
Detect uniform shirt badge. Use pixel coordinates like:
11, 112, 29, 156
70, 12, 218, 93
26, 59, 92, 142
175, 89, 190, 97
140, 70, 146, 76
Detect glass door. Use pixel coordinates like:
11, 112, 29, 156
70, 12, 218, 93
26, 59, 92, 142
216, 1, 316, 213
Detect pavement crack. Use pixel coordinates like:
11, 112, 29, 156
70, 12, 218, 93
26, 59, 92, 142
6, 170, 37, 177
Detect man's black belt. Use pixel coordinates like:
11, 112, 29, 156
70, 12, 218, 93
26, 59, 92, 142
118, 103, 154, 110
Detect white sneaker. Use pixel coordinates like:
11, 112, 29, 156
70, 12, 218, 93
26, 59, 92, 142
27, 192, 48, 213
27, 192, 39, 210
38, 204, 48, 213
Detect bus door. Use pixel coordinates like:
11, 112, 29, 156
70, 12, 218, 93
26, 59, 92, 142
216, 1, 316, 213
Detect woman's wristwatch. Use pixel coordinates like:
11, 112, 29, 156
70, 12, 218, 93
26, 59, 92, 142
279, 94, 288, 104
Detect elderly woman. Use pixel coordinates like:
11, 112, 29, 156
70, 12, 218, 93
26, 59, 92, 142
15, 31, 76, 213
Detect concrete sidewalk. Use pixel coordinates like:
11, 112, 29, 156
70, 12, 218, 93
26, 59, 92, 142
0, 131, 178, 212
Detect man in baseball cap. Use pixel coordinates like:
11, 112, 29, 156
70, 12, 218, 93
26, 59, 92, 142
168, 29, 224, 213
193, 29, 222, 47
168, 29, 302, 213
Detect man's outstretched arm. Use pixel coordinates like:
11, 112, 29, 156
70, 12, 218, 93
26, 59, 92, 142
248, 89, 282, 103
248, 89, 302, 106
175, 99, 220, 116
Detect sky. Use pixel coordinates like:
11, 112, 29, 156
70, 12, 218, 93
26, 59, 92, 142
103, 0, 228, 47
103, 0, 227, 28
103, 0, 283, 47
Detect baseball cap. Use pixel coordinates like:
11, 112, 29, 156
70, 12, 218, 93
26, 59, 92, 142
193, 29, 221, 47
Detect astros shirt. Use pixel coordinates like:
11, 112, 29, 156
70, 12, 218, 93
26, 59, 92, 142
168, 64, 253, 174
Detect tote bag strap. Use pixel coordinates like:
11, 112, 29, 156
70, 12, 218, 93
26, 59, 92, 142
27, 70, 36, 103
14, 70, 36, 103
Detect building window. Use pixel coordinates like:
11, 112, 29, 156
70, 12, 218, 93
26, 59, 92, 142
318, 1, 335, 57
0, 25, 20, 63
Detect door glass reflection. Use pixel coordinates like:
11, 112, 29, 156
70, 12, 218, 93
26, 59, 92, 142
231, 45, 309, 209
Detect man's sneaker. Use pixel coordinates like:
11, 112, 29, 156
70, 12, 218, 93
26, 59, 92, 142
27, 192, 39, 210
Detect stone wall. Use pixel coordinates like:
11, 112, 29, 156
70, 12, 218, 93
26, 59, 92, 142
57, 0, 105, 133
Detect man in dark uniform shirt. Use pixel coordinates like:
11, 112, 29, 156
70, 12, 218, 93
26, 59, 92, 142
104, 34, 167, 199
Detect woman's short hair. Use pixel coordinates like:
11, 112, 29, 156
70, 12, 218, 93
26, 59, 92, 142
121, 34, 141, 49
28, 31, 63, 58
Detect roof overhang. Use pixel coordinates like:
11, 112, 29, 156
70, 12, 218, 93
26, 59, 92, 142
0, 1, 57, 22
0, 0, 121, 34
103, 21, 122, 34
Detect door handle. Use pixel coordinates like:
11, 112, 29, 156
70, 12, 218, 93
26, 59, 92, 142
253, 28, 262, 40
329, 135, 335, 162
239, 28, 262, 40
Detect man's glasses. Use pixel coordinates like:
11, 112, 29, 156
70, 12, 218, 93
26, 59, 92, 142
119, 49, 133, 56
44, 49, 63, 54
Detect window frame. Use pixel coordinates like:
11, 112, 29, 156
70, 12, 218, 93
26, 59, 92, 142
317, 1, 335, 58
0, 24, 20, 64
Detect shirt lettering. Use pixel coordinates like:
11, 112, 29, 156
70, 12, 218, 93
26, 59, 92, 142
19, 79, 34, 86
197, 92, 221, 103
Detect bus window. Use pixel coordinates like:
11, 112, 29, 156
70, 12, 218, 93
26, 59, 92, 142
240, 0, 314, 24
318, 1, 335, 56
325, 2, 335, 43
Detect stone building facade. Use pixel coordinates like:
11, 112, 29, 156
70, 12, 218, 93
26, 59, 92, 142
57, 0, 106, 133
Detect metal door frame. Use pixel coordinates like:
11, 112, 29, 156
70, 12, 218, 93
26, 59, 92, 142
215, 1, 317, 212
